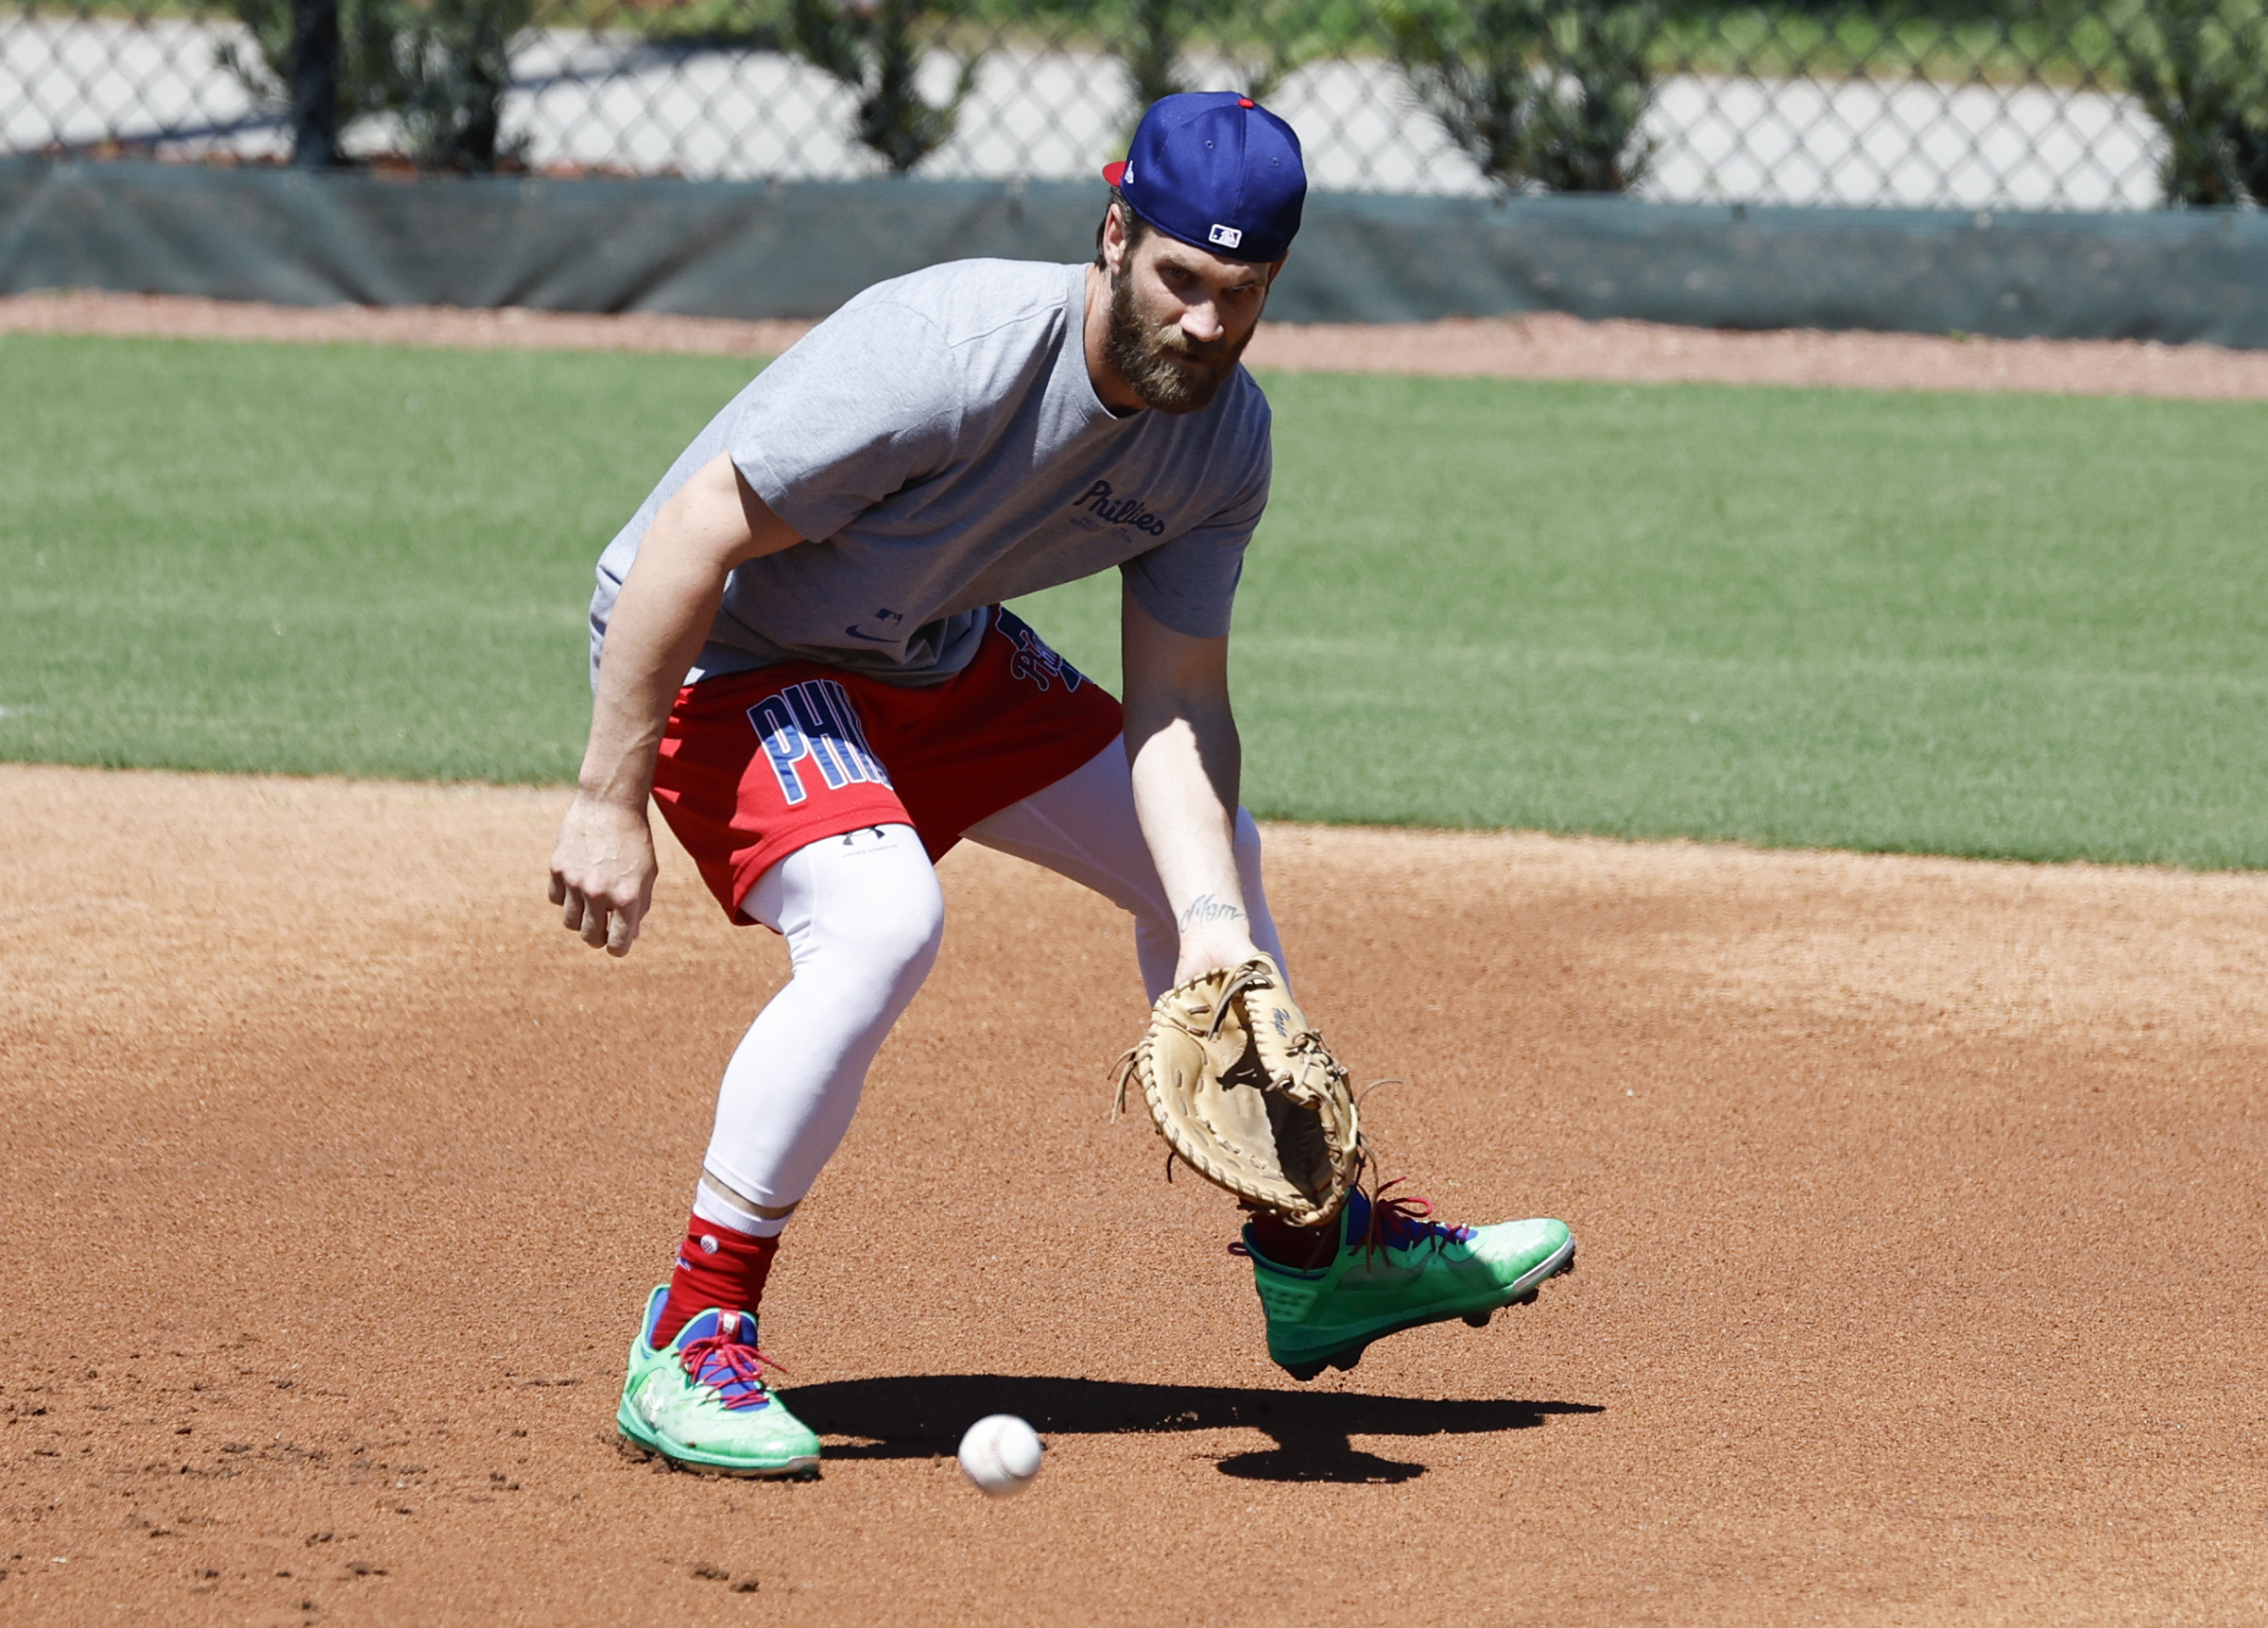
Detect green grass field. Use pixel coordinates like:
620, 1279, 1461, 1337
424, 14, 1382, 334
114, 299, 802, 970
6, 332, 2264, 865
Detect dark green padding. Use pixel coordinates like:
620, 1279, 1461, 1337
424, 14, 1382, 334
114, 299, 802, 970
6, 157, 2267, 347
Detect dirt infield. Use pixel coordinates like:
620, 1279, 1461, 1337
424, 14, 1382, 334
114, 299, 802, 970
9, 289, 2268, 399
6, 764, 2265, 1625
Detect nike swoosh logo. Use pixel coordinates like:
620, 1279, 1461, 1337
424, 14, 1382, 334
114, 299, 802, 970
844, 625, 895, 643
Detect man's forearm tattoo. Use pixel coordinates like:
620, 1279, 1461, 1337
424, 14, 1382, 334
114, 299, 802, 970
1177, 892, 1246, 932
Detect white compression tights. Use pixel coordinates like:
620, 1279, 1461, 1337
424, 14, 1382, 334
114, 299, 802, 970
698, 737, 1283, 1215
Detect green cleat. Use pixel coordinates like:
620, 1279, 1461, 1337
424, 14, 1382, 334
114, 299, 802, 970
616, 1287, 822, 1479
1243, 1188, 1575, 1381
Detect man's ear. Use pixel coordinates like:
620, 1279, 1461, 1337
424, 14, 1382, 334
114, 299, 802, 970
1102, 202, 1130, 276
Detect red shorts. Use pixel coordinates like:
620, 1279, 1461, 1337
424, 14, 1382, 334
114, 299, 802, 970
651, 608, 1124, 920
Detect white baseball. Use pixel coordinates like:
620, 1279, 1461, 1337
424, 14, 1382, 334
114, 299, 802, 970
956, 1414, 1043, 1498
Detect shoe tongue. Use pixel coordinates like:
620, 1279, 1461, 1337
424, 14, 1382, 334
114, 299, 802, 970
1341, 1188, 1372, 1242
677, 1308, 757, 1347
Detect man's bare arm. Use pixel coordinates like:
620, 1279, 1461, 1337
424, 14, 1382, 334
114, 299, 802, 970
1120, 586, 1260, 985
547, 452, 802, 956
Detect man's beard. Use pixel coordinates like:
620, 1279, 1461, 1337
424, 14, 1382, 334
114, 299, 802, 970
1103, 266, 1256, 414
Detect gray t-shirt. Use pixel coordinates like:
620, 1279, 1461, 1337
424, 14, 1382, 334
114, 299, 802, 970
590, 258, 1273, 687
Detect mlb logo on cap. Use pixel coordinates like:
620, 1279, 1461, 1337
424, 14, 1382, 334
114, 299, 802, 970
1103, 92, 1306, 264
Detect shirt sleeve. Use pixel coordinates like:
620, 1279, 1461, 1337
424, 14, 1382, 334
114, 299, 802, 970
726, 297, 964, 544
1119, 435, 1271, 640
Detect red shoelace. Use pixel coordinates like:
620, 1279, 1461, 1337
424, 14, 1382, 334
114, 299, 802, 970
1364, 1179, 1476, 1254
679, 1333, 788, 1411
1230, 1179, 1477, 1266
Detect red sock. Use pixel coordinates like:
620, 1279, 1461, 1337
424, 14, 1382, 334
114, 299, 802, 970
652, 1214, 780, 1348
1246, 1208, 1340, 1271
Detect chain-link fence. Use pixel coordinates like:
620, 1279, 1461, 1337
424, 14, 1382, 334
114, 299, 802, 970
6, 0, 2266, 209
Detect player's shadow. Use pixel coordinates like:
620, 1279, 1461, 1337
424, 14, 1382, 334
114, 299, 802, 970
788, 1374, 1602, 1483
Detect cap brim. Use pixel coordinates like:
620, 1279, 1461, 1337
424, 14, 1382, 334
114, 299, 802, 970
1101, 160, 1128, 187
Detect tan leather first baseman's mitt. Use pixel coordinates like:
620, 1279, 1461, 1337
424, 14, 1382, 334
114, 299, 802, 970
1114, 954, 1364, 1227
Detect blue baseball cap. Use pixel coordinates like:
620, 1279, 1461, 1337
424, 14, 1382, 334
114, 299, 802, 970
1102, 92, 1307, 264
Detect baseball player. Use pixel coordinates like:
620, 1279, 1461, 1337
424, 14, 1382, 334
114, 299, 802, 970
548, 92, 1575, 1480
